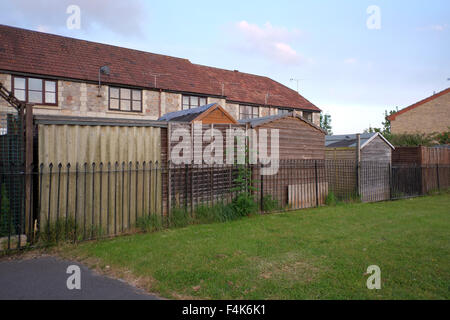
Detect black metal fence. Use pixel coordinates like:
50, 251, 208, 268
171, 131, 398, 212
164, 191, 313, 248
0, 159, 449, 251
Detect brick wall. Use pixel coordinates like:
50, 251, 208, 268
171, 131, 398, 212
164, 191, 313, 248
391, 91, 450, 134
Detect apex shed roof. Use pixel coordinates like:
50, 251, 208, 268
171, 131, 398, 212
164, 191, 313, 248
325, 132, 395, 149
0, 24, 320, 112
238, 112, 326, 134
158, 103, 238, 124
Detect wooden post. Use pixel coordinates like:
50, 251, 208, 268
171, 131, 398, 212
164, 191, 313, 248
167, 123, 171, 219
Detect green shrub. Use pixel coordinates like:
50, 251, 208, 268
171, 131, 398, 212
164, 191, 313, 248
195, 204, 219, 224
39, 217, 80, 245
136, 214, 163, 233
325, 191, 337, 206
261, 194, 280, 212
231, 192, 258, 217
0, 184, 11, 237
168, 207, 191, 228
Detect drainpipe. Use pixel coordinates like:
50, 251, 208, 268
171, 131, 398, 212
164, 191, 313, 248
158, 88, 162, 118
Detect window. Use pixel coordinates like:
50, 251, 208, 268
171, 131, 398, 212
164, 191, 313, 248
109, 87, 142, 112
303, 111, 313, 122
12, 76, 57, 105
278, 108, 292, 115
239, 105, 259, 120
182, 95, 207, 110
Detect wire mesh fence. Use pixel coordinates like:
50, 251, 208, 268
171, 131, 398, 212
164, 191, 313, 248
0, 159, 448, 251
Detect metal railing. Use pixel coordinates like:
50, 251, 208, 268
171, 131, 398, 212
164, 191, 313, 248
0, 160, 448, 251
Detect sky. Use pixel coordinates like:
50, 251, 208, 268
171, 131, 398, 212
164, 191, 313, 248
0, 0, 449, 134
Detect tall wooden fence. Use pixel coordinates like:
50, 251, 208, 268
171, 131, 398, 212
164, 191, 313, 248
36, 117, 165, 235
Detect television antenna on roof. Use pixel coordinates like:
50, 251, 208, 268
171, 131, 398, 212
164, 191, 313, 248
265, 91, 283, 105
290, 78, 305, 93
144, 72, 171, 88
210, 80, 239, 96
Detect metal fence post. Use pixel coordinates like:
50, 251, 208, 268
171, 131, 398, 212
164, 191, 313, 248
185, 164, 188, 212
260, 166, 264, 212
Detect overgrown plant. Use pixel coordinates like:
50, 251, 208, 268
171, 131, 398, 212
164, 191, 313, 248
38, 217, 81, 245
325, 191, 337, 206
136, 214, 163, 233
261, 194, 280, 212
0, 184, 11, 237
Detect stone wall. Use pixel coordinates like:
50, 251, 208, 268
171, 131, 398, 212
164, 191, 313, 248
0, 72, 321, 125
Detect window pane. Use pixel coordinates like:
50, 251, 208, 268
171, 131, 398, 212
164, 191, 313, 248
182, 104, 190, 110
45, 81, 56, 92
45, 92, 56, 104
14, 89, 25, 101
110, 99, 119, 110
182, 96, 189, 105
253, 107, 259, 117
28, 91, 42, 103
110, 87, 119, 99
132, 90, 141, 101
120, 88, 131, 100
200, 97, 207, 106
121, 99, 131, 111
28, 78, 42, 91
190, 96, 199, 107
132, 101, 141, 111
14, 77, 26, 90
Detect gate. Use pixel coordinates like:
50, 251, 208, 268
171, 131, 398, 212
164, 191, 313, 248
0, 82, 33, 251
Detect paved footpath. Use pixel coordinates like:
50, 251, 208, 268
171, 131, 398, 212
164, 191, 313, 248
0, 255, 159, 300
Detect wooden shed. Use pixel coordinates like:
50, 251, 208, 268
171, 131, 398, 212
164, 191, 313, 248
239, 112, 327, 209
325, 133, 395, 203
325, 132, 394, 162
238, 112, 326, 160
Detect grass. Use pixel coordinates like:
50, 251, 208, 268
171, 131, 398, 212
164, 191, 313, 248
59, 193, 450, 300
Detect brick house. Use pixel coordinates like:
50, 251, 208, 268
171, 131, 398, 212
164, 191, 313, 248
388, 87, 450, 135
0, 25, 321, 132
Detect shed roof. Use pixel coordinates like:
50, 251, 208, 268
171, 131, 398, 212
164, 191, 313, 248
158, 104, 215, 122
325, 132, 395, 150
238, 112, 326, 134
158, 103, 237, 123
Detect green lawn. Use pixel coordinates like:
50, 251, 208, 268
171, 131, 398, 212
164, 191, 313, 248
61, 193, 450, 299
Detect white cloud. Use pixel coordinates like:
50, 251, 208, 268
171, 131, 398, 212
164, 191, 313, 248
232, 21, 305, 65
430, 24, 447, 31
418, 24, 448, 32
344, 58, 357, 65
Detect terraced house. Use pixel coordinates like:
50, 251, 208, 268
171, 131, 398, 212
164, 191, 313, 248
0, 24, 321, 131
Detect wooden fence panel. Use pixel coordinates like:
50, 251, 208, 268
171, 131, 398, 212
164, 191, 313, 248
37, 124, 162, 235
